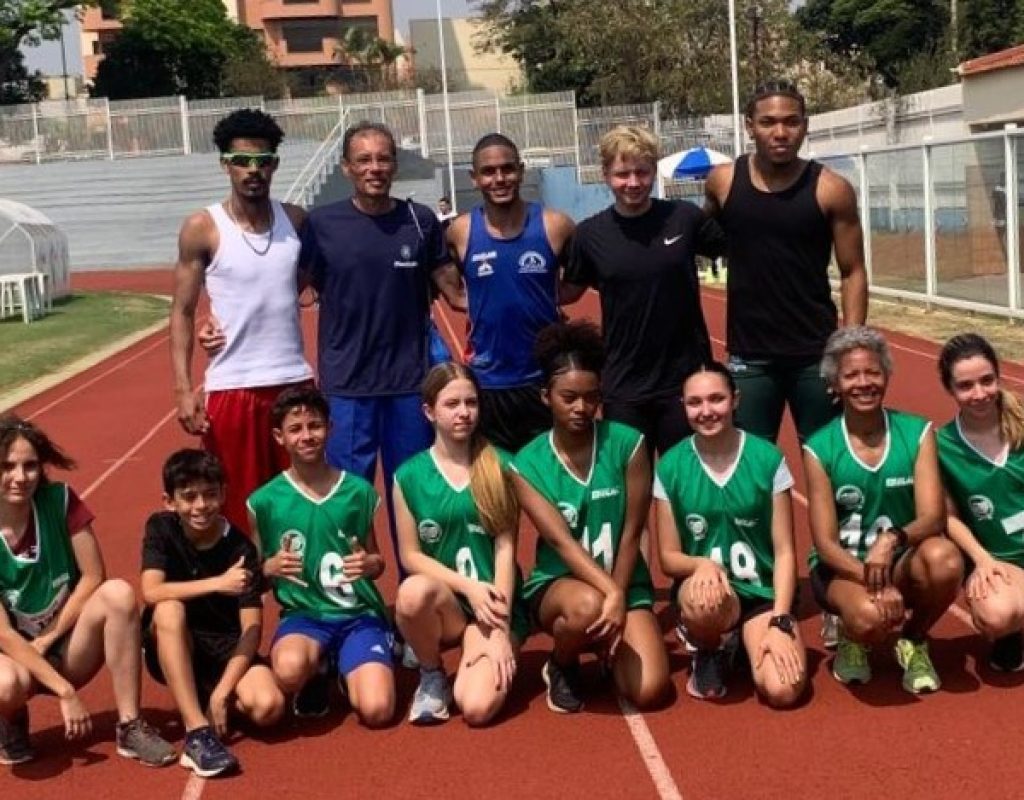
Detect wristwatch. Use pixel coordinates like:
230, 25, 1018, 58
887, 526, 910, 549
769, 613, 797, 638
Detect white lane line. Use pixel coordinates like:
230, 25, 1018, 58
618, 697, 685, 800
80, 407, 177, 499
25, 334, 170, 420
181, 774, 206, 800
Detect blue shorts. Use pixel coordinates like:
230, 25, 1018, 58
272, 613, 395, 677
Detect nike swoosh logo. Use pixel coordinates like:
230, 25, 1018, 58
664, 235, 683, 245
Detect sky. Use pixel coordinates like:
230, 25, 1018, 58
22, 1, 476, 78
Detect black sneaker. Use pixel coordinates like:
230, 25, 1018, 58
687, 648, 728, 700
989, 631, 1024, 672
541, 657, 584, 714
179, 726, 239, 778
0, 707, 34, 765
115, 717, 176, 767
293, 669, 331, 718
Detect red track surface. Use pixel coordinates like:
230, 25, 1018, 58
4, 271, 1023, 799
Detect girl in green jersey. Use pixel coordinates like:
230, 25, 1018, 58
512, 322, 669, 714
805, 327, 962, 694
394, 362, 523, 727
938, 333, 1024, 672
656, 363, 806, 706
0, 417, 174, 767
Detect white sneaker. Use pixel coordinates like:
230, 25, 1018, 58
401, 643, 420, 670
821, 613, 841, 650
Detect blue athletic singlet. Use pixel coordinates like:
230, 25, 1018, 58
462, 202, 559, 388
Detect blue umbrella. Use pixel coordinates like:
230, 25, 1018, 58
658, 146, 732, 181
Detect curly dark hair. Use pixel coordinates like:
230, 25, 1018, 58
212, 108, 285, 153
534, 320, 606, 384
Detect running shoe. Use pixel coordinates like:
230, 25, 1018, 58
408, 667, 452, 725
115, 717, 176, 767
821, 613, 841, 650
0, 707, 33, 765
401, 643, 420, 670
675, 621, 697, 654
293, 669, 331, 718
541, 657, 584, 714
179, 726, 239, 778
832, 638, 872, 685
687, 648, 728, 700
988, 631, 1024, 672
895, 639, 941, 694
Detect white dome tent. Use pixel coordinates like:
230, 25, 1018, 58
0, 198, 69, 322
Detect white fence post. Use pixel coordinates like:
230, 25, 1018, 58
105, 98, 114, 160
572, 92, 582, 183
31, 104, 41, 164
858, 145, 873, 285
1005, 124, 1020, 312
416, 88, 429, 158
922, 136, 936, 303
653, 100, 662, 144
180, 96, 191, 155
495, 94, 502, 133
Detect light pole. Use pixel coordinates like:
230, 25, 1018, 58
436, 0, 457, 212
728, 0, 742, 157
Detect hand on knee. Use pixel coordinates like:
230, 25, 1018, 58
241, 690, 286, 727
758, 677, 804, 710
562, 591, 603, 635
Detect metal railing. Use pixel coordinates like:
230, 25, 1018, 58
284, 114, 348, 207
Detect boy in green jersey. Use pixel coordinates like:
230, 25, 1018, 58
0, 417, 175, 768
512, 322, 669, 714
394, 362, 526, 726
938, 333, 1024, 672
804, 327, 962, 695
248, 387, 395, 727
656, 363, 805, 706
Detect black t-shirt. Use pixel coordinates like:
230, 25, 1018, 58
566, 199, 723, 403
140, 512, 262, 638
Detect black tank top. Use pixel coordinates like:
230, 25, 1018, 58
719, 155, 836, 360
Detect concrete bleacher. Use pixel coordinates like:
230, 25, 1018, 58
0, 141, 318, 270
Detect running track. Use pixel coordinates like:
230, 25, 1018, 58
5, 271, 1024, 799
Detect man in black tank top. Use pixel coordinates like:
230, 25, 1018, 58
705, 80, 867, 445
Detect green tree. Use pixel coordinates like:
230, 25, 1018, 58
0, 1, 94, 90
91, 0, 280, 99
333, 25, 408, 90
0, 41, 44, 104
958, 0, 1022, 60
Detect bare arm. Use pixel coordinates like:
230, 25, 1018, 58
703, 163, 734, 217
822, 170, 867, 326
211, 605, 261, 699
610, 444, 650, 591
431, 262, 467, 312
541, 209, 583, 307
944, 496, 991, 565
512, 472, 621, 599
170, 211, 213, 435
769, 489, 798, 615
655, 498, 717, 580
33, 527, 106, 653
904, 430, 946, 542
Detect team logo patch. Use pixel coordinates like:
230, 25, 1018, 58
968, 495, 995, 521
557, 502, 579, 529
1, 589, 20, 609
400, 244, 412, 260
467, 523, 488, 536
477, 262, 494, 277
518, 251, 548, 273
835, 485, 864, 511
685, 514, 708, 540
418, 519, 443, 544
280, 530, 306, 556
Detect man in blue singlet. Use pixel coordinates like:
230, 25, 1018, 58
447, 133, 576, 451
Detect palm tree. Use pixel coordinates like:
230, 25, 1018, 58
334, 26, 407, 90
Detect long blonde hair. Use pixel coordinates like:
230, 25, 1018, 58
421, 363, 520, 535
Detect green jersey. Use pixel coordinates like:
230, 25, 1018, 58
655, 432, 791, 600
0, 483, 79, 638
938, 417, 1024, 566
513, 420, 653, 608
394, 448, 529, 640
248, 471, 387, 621
805, 409, 929, 567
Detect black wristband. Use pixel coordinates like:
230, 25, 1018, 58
888, 526, 909, 550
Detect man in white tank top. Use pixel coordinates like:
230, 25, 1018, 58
170, 109, 313, 535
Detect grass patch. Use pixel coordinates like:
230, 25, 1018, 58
0, 291, 168, 391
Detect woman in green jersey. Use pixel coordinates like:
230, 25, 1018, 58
0, 417, 175, 767
937, 333, 1024, 672
804, 327, 962, 694
512, 321, 669, 714
656, 363, 806, 706
394, 362, 525, 726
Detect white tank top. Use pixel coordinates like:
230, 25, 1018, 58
203, 200, 313, 391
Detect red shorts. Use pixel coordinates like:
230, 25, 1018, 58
203, 381, 312, 534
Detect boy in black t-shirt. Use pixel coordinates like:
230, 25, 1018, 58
140, 450, 284, 778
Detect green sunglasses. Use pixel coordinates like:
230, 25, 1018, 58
221, 152, 279, 169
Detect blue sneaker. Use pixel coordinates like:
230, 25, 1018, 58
179, 726, 238, 778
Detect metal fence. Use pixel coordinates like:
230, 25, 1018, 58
818, 126, 1024, 318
